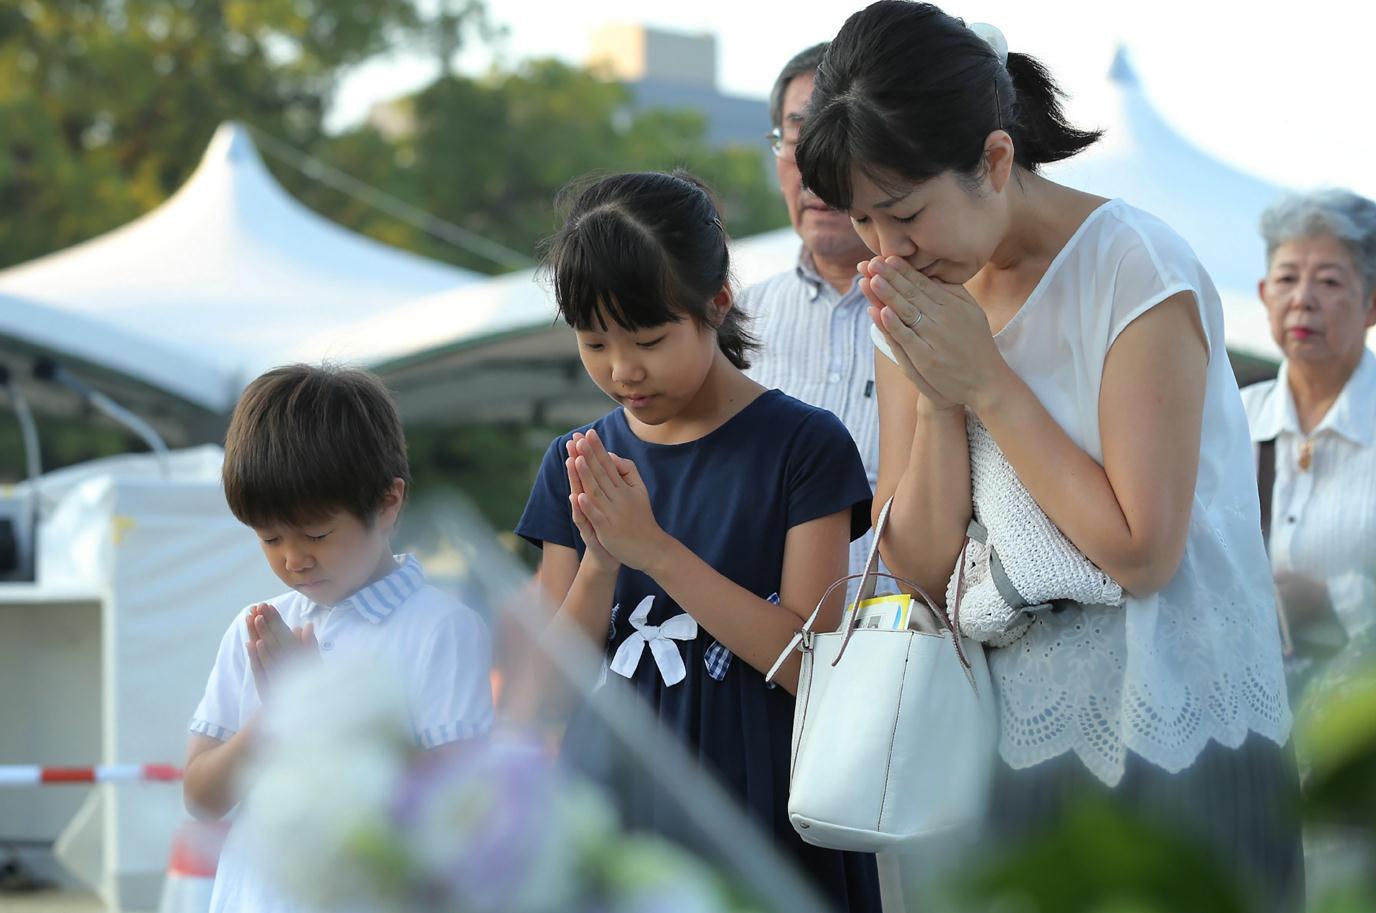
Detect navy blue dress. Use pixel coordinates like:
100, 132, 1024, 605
517, 390, 880, 912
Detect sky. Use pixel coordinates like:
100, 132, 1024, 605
329, 0, 1375, 201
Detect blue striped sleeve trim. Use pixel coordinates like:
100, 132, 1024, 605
189, 719, 235, 741
417, 716, 494, 749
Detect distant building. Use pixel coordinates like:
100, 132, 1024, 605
588, 25, 717, 88
587, 25, 769, 152
364, 25, 770, 155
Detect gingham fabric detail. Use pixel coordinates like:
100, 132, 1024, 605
704, 592, 780, 681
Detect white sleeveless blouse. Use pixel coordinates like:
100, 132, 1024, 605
876, 200, 1291, 785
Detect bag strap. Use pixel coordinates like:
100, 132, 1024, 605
1255, 437, 1296, 655
831, 571, 949, 665
765, 497, 903, 683
966, 518, 1026, 610
764, 497, 975, 685
950, 530, 975, 678
1257, 438, 1276, 553
854, 493, 892, 603
762, 571, 898, 683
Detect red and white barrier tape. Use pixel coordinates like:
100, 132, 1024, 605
0, 764, 181, 786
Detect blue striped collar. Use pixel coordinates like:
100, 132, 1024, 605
332, 554, 425, 624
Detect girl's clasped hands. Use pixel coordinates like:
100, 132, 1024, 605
564, 428, 666, 573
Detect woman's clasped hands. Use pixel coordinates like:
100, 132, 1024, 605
565, 429, 668, 573
860, 255, 1012, 413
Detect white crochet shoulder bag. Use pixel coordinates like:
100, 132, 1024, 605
951, 416, 1124, 647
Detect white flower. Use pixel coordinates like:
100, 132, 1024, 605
231, 658, 746, 913
236, 658, 413, 910
394, 735, 620, 913
256, 655, 413, 756
605, 837, 728, 913
238, 741, 407, 909
513, 780, 621, 913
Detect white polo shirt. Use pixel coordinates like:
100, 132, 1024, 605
190, 554, 493, 913
1242, 349, 1376, 637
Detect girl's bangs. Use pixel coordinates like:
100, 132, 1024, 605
554, 215, 681, 333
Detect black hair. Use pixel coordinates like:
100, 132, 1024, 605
769, 42, 829, 128
540, 170, 756, 370
223, 363, 409, 529
796, 0, 1102, 209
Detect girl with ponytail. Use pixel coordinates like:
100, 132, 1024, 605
798, 3, 1301, 908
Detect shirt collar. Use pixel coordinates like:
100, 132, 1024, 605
794, 247, 863, 301
1250, 349, 1376, 447
1317, 348, 1376, 446
331, 554, 425, 624
1249, 360, 1298, 443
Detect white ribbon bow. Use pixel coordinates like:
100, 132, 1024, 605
609, 595, 699, 687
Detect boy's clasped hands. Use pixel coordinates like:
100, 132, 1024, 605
245, 603, 320, 696
564, 429, 667, 574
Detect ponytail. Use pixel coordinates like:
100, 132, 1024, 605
1004, 52, 1102, 170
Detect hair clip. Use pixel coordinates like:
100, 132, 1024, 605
969, 22, 1008, 67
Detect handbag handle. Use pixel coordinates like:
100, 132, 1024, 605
833, 498, 974, 676
765, 497, 975, 685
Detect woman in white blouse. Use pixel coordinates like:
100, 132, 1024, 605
795, 2, 1299, 908
1243, 189, 1376, 658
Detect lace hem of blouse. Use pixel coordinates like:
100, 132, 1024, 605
989, 590, 1292, 786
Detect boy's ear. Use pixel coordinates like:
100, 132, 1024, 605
377, 478, 406, 531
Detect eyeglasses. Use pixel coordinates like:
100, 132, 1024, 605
767, 122, 802, 162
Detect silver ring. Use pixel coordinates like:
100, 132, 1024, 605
903, 312, 923, 329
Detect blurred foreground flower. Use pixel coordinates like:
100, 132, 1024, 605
235, 658, 748, 913
1299, 661, 1376, 826
952, 797, 1251, 913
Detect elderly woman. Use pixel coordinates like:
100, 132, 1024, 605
1242, 189, 1376, 661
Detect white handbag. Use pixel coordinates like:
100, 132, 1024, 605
765, 497, 996, 852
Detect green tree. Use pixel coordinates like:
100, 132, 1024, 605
0, 0, 421, 270
292, 59, 786, 274
424, 0, 505, 80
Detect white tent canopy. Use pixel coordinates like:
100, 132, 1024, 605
0, 292, 229, 429
1049, 49, 1288, 364
0, 122, 482, 413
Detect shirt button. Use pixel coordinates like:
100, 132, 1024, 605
320, 641, 333, 652
1287, 516, 1296, 524
828, 372, 841, 383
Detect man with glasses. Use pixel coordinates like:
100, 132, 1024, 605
742, 43, 880, 586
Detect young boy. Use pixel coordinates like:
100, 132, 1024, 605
184, 363, 493, 912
